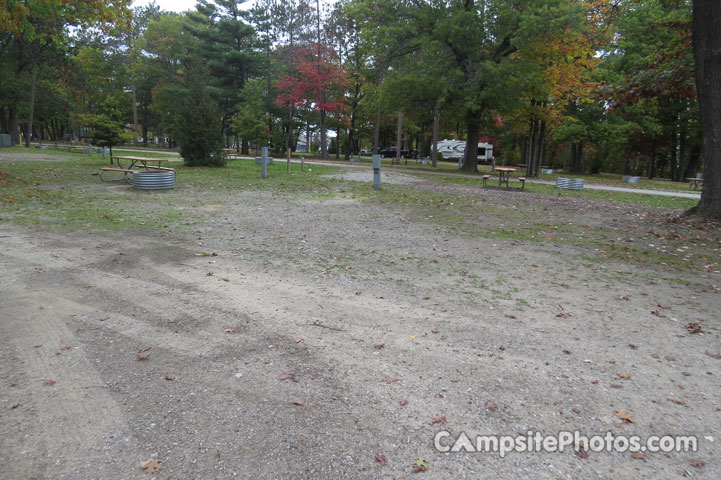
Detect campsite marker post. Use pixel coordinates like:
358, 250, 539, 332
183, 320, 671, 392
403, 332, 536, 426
255, 146, 273, 179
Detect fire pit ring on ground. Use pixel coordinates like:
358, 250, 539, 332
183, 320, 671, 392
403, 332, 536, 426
133, 171, 176, 190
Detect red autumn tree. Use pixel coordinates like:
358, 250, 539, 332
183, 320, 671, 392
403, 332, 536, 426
276, 42, 347, 159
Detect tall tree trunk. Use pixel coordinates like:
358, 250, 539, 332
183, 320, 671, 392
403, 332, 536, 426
621, 151, 629, 175
526, 118, 537, 176
461, 109, 480, 172
372, 107, 381, 154
320, 109, 327, 159
648, 137, 656, 179
394, 110, 403, 165
0, 107, 7, 134
533, 120, 546, 177
683, 141, 702, 179
132, 86, 139, 145
432, 101, 440, 168
25, 62, 38, 148
677, 120, 687, 182
287, 104, 294, 159
690, 0, 721, 216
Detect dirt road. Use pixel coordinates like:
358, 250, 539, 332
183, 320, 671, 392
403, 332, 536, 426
1, 181, 719, 479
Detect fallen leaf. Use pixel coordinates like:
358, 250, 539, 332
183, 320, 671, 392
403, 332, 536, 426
292, 337, 304, 343
163, 376, 174, 381
650, 310, 666, 318
617, 374, 632, 380
290, 399, 305, 406
206, 272, 214, 276
279, 372, 298, 382
431, 416, 446, 424
563, 349, 572, 355
631, 452, 646, 460
628, 344, 638, 350
383, 376, 398, 384
374, 343, 385, 349
223, 328, 236, 333
610, 384, 624, 389
591, 380, 599, 384
504, 314, 517, 319
138, 346, 152, 353
431, 329, 440, 334
690, 459, 705, 468
613, 410, 635, 423
55, 346, 71, 355
136, 354, 150, 361
704, 350, 721, 359
685, 323, 703, 334
43, 379, 56, 386
575, 450, 589, 459
375, 455, 387, 464
399, 400, 408, 406
412, 457, 428, 473
485, 400, 498, 411
667, 397, 686, 405
11, 404, 20, 409
140, 458, 162, 474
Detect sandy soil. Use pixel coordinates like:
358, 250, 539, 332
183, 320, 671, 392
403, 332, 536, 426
1, 169, 720, 479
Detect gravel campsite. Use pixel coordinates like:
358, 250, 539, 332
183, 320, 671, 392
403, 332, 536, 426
1, 151, 720, 479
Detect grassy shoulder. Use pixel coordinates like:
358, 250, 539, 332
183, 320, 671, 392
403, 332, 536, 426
417, 172, 699, 210
0, 149, 339, 233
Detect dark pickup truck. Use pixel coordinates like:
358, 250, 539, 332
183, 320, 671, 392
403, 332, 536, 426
379, 146, 418, 159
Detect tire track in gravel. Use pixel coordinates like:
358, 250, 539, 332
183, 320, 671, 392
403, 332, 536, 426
0, 283, 141, 478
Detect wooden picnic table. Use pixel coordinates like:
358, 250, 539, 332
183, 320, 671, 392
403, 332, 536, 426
112, 156, 170, 171
495, 166, 518, 189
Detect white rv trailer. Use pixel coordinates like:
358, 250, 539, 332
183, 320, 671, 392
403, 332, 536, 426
436, 139, 494, 164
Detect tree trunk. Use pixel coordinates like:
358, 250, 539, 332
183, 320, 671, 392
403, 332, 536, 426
683, 141, 702, 179
394, 110, 403, 165
0, 107, 7, 134
677, 119, 687, 182
372, 107, 381, 154
432, 101, 440, 168
461, 110, 480, 172
533, 120, 546, 177
320, 109, 327, 159
25, 62, 38, 147
132, 86, 139, 145
690, 0, 721, 216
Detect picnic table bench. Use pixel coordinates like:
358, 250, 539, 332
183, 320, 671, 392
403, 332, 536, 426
99, 167, 137, 183
687, 177, 704, 190
223, 148, 240, 159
